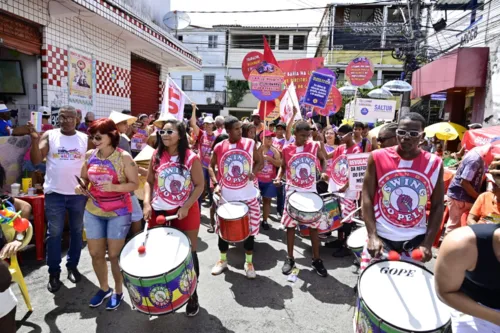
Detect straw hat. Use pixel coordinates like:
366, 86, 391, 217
153, 113, 176, 128
134, 145, 155, 162
109, 110, 137, 126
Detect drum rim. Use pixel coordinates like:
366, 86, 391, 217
216, 201, 249, 220
287, 191, 324, 215
357, 259, 450, 332
119, 225, 193, 280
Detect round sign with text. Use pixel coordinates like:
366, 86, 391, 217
346, 57, 374, 86
248, 62, 285, 101
242, 52, 264, 80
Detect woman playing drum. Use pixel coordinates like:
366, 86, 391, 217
75, 118, 139, 310
143, 119, 204, 317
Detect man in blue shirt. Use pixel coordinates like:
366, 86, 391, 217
0, 104, 35, 137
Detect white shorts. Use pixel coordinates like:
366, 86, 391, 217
451, 308, 500, 333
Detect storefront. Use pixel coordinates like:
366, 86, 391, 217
411, 47, 489, 126
0, 11, 43, 125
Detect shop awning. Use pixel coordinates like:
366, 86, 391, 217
411, 47, 489, 99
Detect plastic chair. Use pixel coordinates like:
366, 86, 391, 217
8, 222, 34, 312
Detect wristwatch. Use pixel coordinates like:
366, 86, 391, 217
15, 232, 25, 242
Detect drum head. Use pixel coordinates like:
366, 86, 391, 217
289, 192, 323, 212
217, 202, 248, 220
359, 260, 450, 331
120, 227, 191, 278
347, 227, 367, 248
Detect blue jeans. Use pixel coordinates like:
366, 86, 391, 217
276, 184, 285, 216
45, 193, 87, 275
83, 211, 131, 240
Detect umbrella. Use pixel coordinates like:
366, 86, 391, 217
461, 125, 500, 151
368, 88, 393, 99
339, 86, 357, 96
424, 122, 467, 141
382, 80, 413, 92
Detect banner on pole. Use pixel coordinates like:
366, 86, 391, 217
347, 153, 370, 192
160, 77, 186, 121
280, 82, 302, 123
304, 71, 335, 109
354, 98, 396, 122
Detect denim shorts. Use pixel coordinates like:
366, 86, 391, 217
130, 195, 143, 222
83, 211, 131, 240
258, 181, 277, 198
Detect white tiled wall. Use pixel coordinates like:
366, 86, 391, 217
1, 0, 198, 118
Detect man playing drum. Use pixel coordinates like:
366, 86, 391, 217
276, 121, 329, 277
361, 113, 444, 270
209, 116, 263, 279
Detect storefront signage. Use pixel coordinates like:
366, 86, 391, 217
347, 153, 370, 192
248, 62, 285, 101
242, 52, 264, 80
457, 17, 482, 46
354, 98, 396, 122
346, 57, 374, 86
304, 70, 336, 109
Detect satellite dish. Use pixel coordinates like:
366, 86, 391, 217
163, 11, 191, 36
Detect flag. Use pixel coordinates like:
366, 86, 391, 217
280, 82, 301, 123
160, 77, 186, 121
258, 100, 276, 119
263, 36, 278, 66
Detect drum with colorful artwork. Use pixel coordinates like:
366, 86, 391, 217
354, 260, 451, 333
119, 226, 197, 315
299, 197, 342, 237
287, 192, 324, 225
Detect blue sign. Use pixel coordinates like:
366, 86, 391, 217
360, 107, 369, 115
304, 71, 335, 109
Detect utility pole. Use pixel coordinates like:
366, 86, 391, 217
400, 0, 422, 117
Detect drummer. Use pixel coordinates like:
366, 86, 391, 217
209, 116, 263, 279
361, 113, 444, 270
434, 223, 500, 331
275, 120, 328, 277
143, 118, 204, 317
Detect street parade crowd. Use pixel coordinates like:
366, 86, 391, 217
0, 102, 499, 333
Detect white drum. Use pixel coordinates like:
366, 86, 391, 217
286, 192, 324, 224
355, 260, 451, 333
347, 227, 367, 260
119, 226, 197, 315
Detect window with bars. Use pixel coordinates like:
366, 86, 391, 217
182, 75, 192, 91
208, 35, 218, 48
204, 75, 215, 91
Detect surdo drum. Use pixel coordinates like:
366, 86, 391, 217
354, 260, 451, 333
286, 192, 324, 225
216, 201, 251, 242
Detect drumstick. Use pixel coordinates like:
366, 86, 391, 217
138, 215, 179, 254
340, 207, 361, 224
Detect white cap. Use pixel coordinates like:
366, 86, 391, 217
203, 116, 215, 124
0, 104, 9, 113
153, 113, 176, 127
108, 110, 137, 126
251, 109, 260, 117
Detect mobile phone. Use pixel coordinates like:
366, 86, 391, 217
30, 111, 42, 132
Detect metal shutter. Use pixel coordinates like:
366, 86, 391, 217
130, 55, 160, 116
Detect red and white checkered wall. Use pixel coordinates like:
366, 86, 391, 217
96, 60, 131, 98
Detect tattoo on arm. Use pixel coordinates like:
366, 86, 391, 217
131, 162, 136, 167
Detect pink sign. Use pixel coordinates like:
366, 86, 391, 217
346, 57, 374, 86
242, 52, 264, 80
248, 63, 285, 101
320, 86, 343, 116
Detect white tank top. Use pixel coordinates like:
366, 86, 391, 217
44, 129, 88, 195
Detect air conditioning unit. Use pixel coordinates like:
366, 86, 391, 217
206, 97, 212, 104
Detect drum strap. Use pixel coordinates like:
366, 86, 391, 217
379, 234, 425, 253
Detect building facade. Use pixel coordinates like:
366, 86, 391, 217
414, 0, 500, 126
0, 0, 201, 124
315, 2, 408, 87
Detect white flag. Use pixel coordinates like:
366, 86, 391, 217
280, 81, 301, 123
160, 77, 186, 121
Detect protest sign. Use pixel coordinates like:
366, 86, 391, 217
346, 57, 374, 86
242, 52, 264, 80
347, 153, 370, 192
248, 62, 285, 101
304, 70, 335, 109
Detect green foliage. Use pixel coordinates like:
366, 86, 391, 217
227, 79, 249, 107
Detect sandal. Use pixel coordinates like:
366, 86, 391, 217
207, 225, 215, 233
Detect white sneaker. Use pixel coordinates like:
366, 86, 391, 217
244, 262, 257, 279
211, 260, 228, 275
278, 224, 286, 231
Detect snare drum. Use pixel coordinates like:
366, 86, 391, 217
299, 197, 342, 237
354, 260, 451, 333
347, 227, 367, 260
217, 201, 250, 242
119, 226, 197, 315
286, 192, 324, 225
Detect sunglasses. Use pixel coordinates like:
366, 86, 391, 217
396, 129, 423, 138
337, 132, 352, 140
377, 135, 396, 143
90, 135, 103, 141
158, 129, 178, 136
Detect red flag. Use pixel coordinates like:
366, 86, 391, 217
263, 36, 278, 66
259, 100, 276, 119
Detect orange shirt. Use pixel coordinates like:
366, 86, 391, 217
470, 191, 500, 223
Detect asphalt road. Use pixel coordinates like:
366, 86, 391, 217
13, 201, 414, 333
